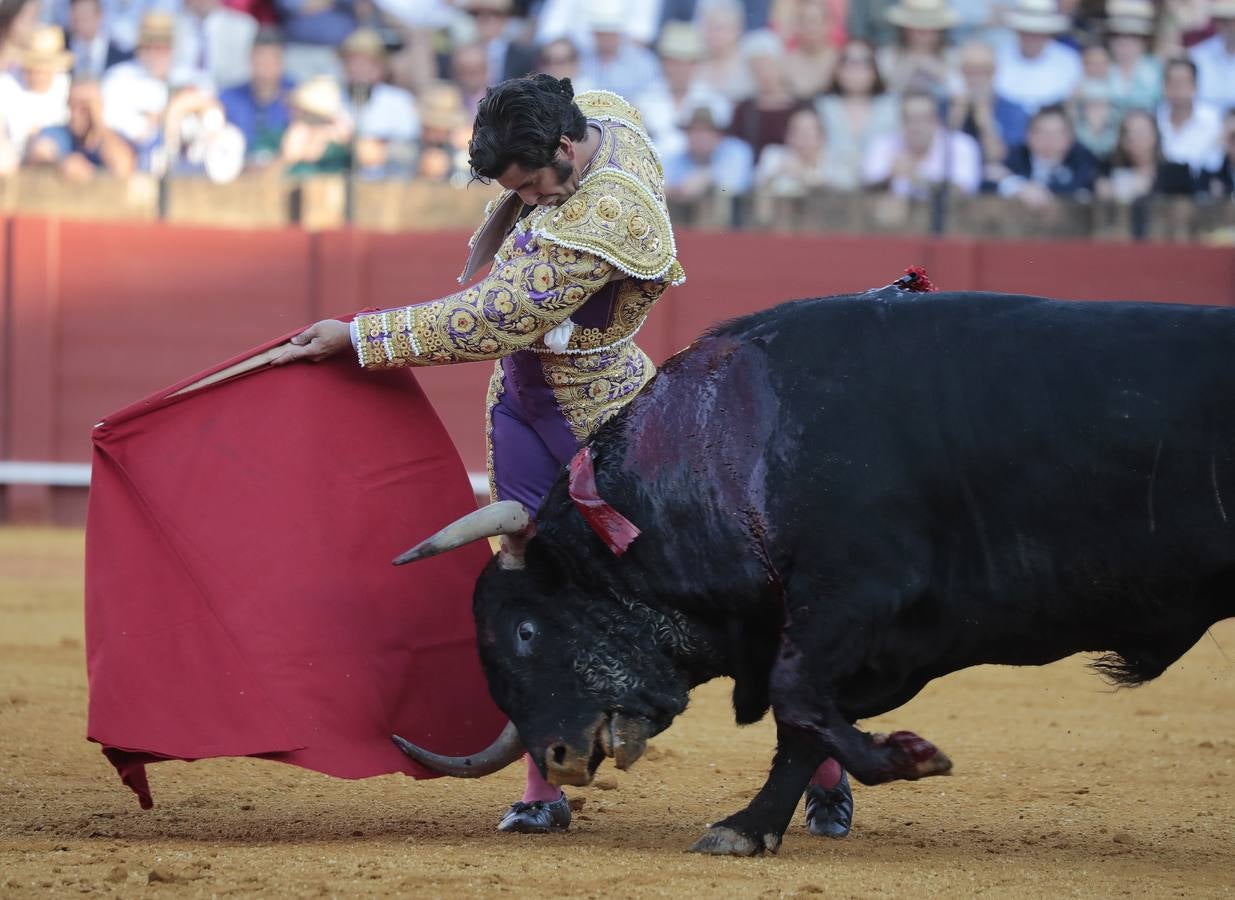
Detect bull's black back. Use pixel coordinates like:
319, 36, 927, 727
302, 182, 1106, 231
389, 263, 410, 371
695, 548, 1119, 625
537, 290, 1235, 706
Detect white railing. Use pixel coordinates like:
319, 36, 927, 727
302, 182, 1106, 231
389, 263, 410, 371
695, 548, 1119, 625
0, 461, 489, 499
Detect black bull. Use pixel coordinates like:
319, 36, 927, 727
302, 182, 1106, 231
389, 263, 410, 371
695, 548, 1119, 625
395, 288, 1235, 856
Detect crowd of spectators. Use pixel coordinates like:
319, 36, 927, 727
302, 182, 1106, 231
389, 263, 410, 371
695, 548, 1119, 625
0, 0, 1232, 235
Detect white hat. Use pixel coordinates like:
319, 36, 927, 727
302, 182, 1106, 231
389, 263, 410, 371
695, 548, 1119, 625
658, 21, 705, 60
1105, 0, 1155, 35
588, 0, 625, 33
886, 0, 959, 30
1005, 0, 1071, 34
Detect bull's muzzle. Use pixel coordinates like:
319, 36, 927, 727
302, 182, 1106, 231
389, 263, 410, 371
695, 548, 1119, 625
543, 713, 652, 786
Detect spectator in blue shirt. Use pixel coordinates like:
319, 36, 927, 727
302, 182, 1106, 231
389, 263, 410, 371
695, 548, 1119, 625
664, 103, 755, 209
26, 77, 135, 179
275, 0, 355, 82
220, 26, 293, 164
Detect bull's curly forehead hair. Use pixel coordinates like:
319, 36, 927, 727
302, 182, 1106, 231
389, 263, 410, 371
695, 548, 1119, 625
468, 74, 588, 181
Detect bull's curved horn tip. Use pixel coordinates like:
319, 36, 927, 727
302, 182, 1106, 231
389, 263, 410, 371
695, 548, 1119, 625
391, 547, 425, 566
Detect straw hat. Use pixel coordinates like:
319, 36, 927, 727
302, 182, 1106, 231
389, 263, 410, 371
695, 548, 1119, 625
1105, 0, 1155, 35
1005, 0, 1071, 33
886, 0, 959, 30
419, 81, 467, 131
1210, 1, 1235, 19
22, 25, 73, 71
291, 75, 343, 120
138, 11, 175, 46
657, 21, 704, 61
588, 0, 625, 33
339, 27, 387, 59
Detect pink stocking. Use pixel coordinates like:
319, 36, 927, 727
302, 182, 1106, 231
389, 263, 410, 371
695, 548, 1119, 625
521, 753, 562, 803
810, 757, 842, 790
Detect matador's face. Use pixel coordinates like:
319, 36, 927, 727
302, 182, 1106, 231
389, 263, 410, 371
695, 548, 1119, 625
496, 135, 584, 208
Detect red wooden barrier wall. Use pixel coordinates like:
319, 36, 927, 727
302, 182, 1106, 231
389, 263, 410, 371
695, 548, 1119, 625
3, 215, 1234, 522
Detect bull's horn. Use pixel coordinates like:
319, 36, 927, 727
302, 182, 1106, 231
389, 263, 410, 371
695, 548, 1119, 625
391, 720, 524, 777
393, 501, 531, 566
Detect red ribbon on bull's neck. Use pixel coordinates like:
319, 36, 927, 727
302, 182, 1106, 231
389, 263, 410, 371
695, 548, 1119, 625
568, 446, 641, 556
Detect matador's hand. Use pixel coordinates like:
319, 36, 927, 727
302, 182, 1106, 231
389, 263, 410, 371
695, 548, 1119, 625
272, 319, 352, 365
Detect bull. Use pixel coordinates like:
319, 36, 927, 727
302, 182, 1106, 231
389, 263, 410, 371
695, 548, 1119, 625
392, 287, 1235, 856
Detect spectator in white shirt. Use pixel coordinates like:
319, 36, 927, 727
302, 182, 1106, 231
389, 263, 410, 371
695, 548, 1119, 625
2, 25, 73, 156
0, 0, 43, 173
1189, 1, 1235, 113
635, 21, 730, 160
339, 27, 418, 177
577, 0, 661, 100
1157, 56, 1222, 174
101, 12, 175, 159
65, 0, 131, 79
993, 0, 1082, 115
172, 0, 259, 92
862, 88, 982, 199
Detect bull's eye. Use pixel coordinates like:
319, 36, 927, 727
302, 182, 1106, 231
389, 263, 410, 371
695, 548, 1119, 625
515, 620, 537, 655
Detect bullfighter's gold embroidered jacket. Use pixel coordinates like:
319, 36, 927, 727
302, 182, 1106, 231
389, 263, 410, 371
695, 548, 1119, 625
349, 91, 685, 442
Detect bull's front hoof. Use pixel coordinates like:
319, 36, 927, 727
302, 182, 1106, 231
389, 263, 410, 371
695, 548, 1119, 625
689, 825, 780, 857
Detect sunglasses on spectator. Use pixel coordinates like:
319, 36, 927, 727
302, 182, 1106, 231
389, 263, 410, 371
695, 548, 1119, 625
468, 8, 506, 17
841, 53, 873, 65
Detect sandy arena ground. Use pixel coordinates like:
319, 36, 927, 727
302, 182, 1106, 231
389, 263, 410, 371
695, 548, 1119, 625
1, 527, 1232, 898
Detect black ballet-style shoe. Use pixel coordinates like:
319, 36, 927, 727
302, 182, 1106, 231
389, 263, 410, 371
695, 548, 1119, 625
804, 770, 853, 839
496, 792, 572, 833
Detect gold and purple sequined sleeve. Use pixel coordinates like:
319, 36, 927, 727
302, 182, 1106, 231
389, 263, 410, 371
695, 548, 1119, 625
350, 245, 614, 368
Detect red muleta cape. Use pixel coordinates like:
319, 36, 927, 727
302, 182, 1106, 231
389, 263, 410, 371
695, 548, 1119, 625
85, 325, 505, 808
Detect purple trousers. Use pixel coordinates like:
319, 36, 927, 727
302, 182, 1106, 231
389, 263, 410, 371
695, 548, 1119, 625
489, 352, 579, 511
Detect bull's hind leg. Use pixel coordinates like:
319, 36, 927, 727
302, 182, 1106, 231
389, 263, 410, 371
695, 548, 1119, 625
771, 618, 953, 786
689, 720, 828, 857
816, 712, 953, 786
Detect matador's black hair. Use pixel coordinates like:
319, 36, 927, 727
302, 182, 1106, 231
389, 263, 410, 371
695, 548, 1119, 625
468, 74, 588, 181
